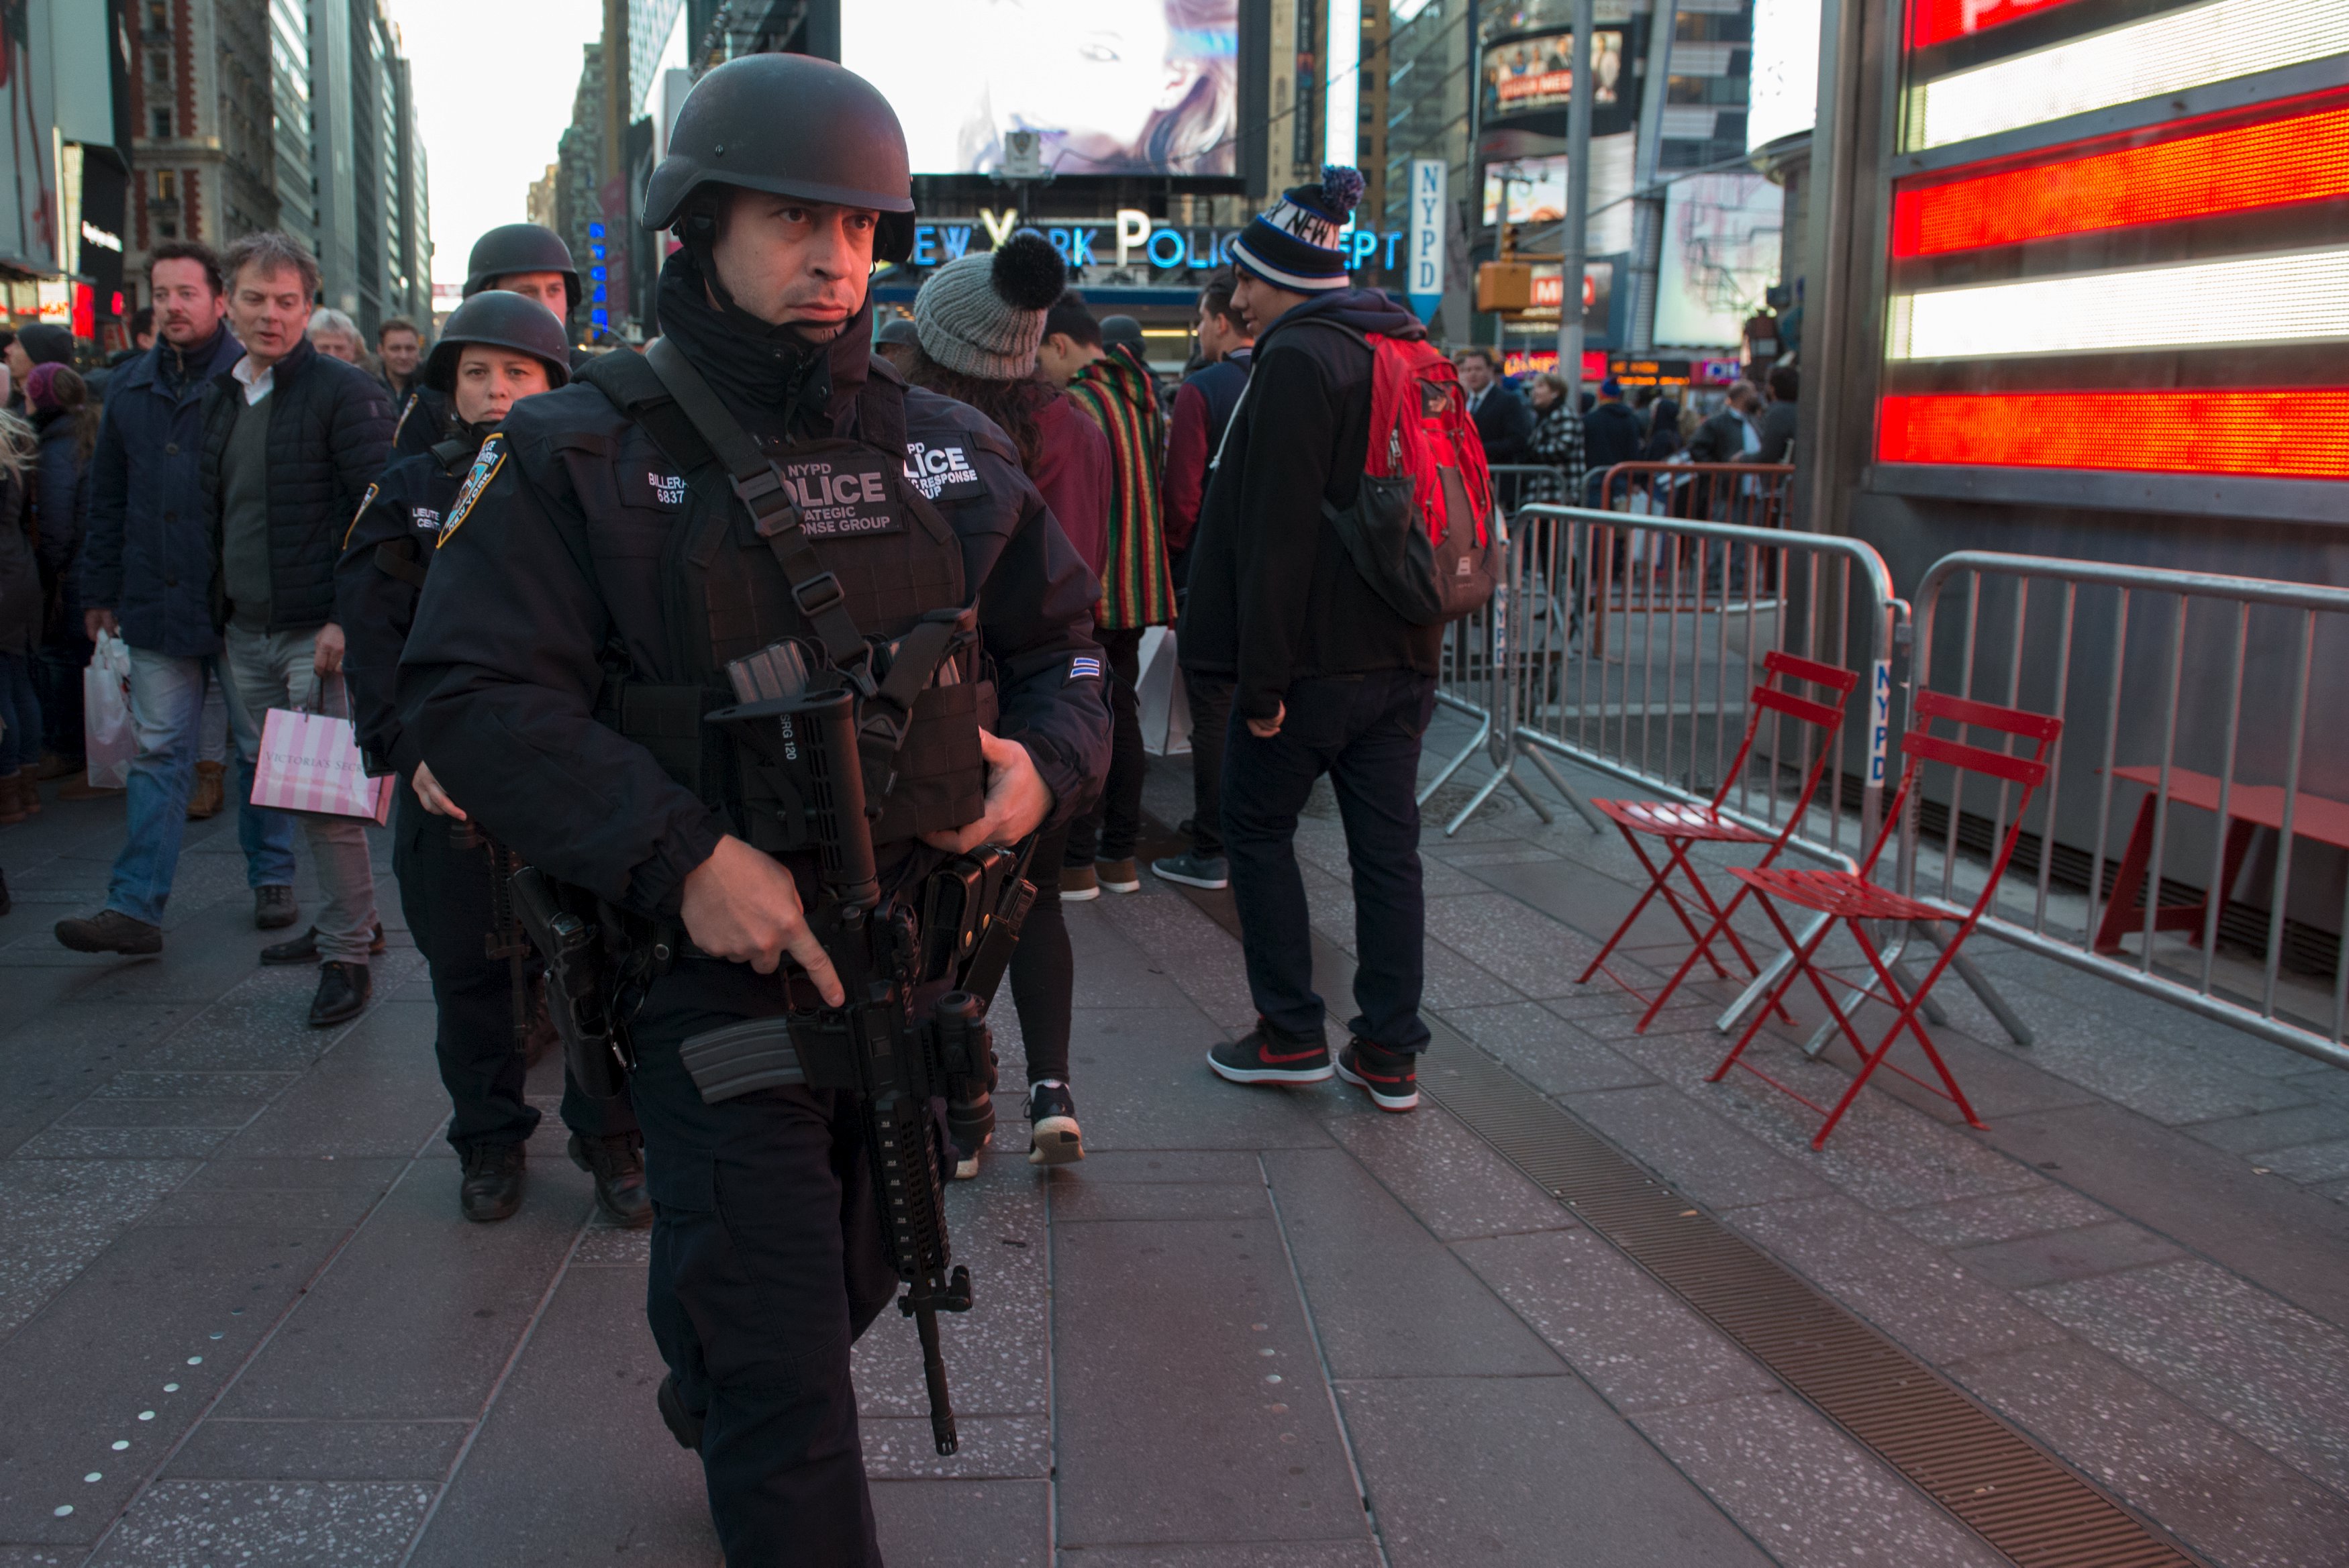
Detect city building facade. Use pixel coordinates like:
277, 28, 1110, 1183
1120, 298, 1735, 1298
113, 0, 428, 340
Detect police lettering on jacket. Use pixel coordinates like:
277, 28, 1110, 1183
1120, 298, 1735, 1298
903, 440, 984, 503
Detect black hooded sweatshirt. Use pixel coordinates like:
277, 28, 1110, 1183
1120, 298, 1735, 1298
1179, 288, 1442, 721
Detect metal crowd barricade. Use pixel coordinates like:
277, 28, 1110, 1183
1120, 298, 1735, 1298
1491, 505, 2038, 1043
1903, 552, 2349, 1070
1505, 502, 1900, 863
1419, 464, 1587, 835
1596, 461, 1796, 531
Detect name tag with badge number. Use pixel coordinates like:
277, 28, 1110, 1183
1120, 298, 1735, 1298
619, 466, 691, 510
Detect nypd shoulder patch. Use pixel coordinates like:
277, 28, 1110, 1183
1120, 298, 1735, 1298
437, 435, 507, 549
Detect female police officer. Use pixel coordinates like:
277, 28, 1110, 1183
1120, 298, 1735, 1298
392, 54, 1108, 1565
338, 289, 654, 1229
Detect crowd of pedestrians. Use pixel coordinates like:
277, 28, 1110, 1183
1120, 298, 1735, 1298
2, 155, 1797, 1211
0, 31, 1815, 1541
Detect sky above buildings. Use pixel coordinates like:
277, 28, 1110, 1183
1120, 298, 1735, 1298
389, 0, 606, 289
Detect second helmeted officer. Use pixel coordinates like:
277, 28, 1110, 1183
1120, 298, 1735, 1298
390, 223, 587, 460
338, 290, 652, 1228
394, 53, 1108, 1566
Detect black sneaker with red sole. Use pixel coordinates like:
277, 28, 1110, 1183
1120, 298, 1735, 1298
1208, 1021, 1334, 1085
1336, 1039, 1420, 1111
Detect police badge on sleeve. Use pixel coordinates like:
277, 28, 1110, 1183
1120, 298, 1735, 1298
436, 435, 507, 548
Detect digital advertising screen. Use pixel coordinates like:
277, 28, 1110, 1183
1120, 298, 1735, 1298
1480, 134, 1636, 254
1479, 29, 1626, 121
842, 0, 1240, 178
1653, 172, 1784, 349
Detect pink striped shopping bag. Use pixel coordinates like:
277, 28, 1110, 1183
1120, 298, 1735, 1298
249, 701, 393, 825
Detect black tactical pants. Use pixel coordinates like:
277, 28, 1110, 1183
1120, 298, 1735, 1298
391, 780, 638, 1151
632, 961, 899, 1567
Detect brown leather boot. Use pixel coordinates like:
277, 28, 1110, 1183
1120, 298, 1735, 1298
187, 759, 226, 820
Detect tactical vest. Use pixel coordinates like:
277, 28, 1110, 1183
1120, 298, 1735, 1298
575, 347, 989, 849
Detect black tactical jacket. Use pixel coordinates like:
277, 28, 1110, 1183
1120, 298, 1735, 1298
395, 307, 1109, 923
335, 433, 475, 778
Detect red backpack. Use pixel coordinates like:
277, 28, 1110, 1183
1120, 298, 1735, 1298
1301, 322, 1500, 625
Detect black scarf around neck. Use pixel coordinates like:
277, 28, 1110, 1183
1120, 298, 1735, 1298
654, 247, 876, 441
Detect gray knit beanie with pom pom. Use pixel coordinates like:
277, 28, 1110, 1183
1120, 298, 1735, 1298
913, 229, 1067, 380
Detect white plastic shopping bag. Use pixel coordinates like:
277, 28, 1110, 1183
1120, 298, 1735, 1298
1135, 625, 1191, 757
83, 631, 136, 788
248, 678, 392, 825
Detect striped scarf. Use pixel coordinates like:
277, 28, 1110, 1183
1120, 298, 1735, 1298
1065, 344, 1174, 630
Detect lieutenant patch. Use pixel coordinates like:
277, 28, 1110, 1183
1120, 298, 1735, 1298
438, 435, 506, 548
619, 466, 690, 509
779, 456, 902, 538
904, 441, 985, 503
1068, 656, 1102, 683
409, 506, 443, 533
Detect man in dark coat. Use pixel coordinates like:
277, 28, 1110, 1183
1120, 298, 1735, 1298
1748, 362, 1798, 464
1154, 268, 1253, 892
1580, 378, 1646, 505
1456, 346, 1533, 465
1185, 165, 1440, 1116
199, 230, 394, 1029
58, 242, 300, 958
1689, 378, 1764, 464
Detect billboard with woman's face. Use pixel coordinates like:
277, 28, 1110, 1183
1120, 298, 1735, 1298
843, 0, 1240, 177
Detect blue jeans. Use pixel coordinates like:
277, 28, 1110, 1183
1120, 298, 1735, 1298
0, 652, 38, 770
106, 646, 299, 926
1221, 670, 1437, 1053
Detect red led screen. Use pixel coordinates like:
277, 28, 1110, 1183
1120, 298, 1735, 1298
1878, 390, 2349, 478
1893, 105, 2349, 256
1909, 0, 2101, 50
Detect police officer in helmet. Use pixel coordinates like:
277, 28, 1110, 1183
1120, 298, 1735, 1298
395, 54, 1109, 1562
391, 223, 588, 460
337, 291, 654, 1228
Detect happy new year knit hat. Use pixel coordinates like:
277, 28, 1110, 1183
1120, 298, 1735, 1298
1230, 166, 1365, 293
912, 229, 1068, 380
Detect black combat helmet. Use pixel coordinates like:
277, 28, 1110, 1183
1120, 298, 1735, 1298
641, 54, 916, 263
462, 223, 581, 311
422, 290, 574, 395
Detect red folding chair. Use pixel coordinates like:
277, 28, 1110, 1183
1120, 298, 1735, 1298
1707, 690, 2063, 1149
1577, 651, 1860, 1031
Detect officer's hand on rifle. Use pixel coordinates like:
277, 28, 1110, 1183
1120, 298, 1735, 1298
681, 835, 847, 1006
920, 730, 1054, 855
412, 762, 467, 820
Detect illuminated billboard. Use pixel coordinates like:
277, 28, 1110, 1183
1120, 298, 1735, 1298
1653, 174, 1783, 349
1479, 136, 1636, 254
1479, 28, 1640, 139
842, 0, 1240, 178
1878, 0, 2349, 482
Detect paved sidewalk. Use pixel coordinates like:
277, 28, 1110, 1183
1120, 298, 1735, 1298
0, 725, 2344, 1565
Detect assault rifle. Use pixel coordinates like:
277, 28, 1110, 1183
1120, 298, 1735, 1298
678, 682, 1029, 1456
